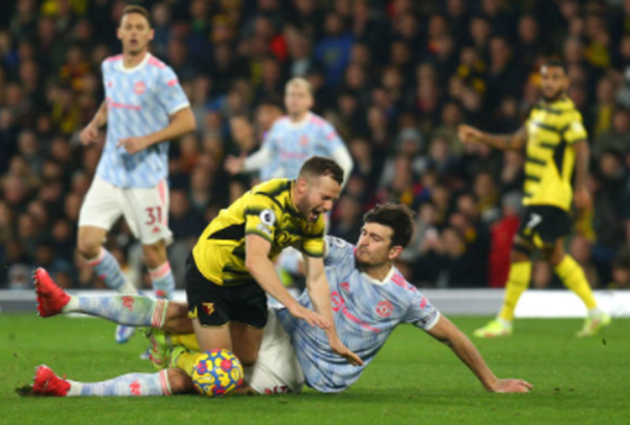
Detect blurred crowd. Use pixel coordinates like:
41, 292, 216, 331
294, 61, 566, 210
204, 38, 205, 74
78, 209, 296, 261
1, 0, 630, 291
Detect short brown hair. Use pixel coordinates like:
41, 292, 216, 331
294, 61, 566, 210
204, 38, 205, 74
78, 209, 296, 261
363, 203, 415, 248
121, 5, 151, 26
298, 156, 344, 185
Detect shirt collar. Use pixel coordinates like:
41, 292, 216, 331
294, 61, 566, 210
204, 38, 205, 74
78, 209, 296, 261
118, 52, 151, 73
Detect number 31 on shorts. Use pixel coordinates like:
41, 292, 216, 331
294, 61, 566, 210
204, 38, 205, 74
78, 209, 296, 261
146, 207, 163, 225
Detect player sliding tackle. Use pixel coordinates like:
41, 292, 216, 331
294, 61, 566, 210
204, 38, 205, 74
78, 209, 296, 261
30, 204, 531, 396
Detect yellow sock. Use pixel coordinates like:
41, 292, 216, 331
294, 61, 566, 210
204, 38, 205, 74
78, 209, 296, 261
171, 333, 200, 352
498, 261, 532, 322
175, 351, 203, 376
554, 255, 597, 310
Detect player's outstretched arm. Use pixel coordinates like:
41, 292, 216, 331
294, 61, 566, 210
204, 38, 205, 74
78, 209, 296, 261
225, 145, 273, 175
457, 124, 527, 151
245, 234, 331, 330
118, 107, 196, 154
303, 255, 364, 366
80, 100, 108, 146
426, 315, 532, 393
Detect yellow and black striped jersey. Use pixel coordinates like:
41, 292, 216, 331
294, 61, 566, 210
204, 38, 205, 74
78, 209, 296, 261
523, 97, 588, 211
192, 178, 325, 286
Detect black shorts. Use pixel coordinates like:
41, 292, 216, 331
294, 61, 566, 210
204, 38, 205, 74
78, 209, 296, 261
517, 205, 571, 246
184, 255, 268, 329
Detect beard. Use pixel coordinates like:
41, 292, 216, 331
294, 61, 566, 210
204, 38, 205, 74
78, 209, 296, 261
542, 88, 564, 102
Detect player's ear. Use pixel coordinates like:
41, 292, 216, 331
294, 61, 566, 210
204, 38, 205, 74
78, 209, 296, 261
149, 28, 155, 41
116, 27, 122, 41
388, 245, 403, 260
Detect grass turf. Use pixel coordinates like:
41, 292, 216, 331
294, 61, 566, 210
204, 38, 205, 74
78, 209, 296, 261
0, 314, 628, 425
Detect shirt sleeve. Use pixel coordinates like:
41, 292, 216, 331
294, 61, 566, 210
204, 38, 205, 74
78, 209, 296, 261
244, 195, 283, 243
321, 121, 344, 151
560, 110, 588, 144
156, 66, 190, 115
323, 236, 355, 267
403, 290, 441, 331
300, 215, 325, 258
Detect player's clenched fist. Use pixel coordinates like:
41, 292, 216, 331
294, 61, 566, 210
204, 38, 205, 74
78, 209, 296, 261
457, 124, 483, 144
80, 122, 101, 146
117, 136, 152, 154
225, 155, 246, 175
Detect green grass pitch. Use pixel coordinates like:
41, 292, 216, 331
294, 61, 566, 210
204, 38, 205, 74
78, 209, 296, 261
1, 315, 628, 425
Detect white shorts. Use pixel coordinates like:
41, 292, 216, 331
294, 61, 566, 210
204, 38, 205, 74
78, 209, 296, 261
246, 309, 305, 395
78, 176, 173, 246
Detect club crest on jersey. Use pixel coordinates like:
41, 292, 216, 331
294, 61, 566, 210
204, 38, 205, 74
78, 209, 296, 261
202, 303, 214, 316
134, 81, 146, 95
376, 300, 393, 318
260, 209, 276, 226
340, 282, 350, 293
107, 81, 113, 88
300, 135, 309, 146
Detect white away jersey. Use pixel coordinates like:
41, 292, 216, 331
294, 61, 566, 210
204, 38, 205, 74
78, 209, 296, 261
96, 53, 190, 188
276, 236, 440, 393
261, 112, 345, 180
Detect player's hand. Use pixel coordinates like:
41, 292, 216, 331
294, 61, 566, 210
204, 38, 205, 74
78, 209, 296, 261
573, 186, 592, 210
289, 305, 331, 330
488, 378, 533, 393
329, 337, 364, 367
117, 136, 152, 154
79, 122, 101, 146
225, 155, 246, 175
458, 124, 483, 144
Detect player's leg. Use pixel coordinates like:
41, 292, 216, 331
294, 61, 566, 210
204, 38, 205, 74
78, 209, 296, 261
474, 241, 532, 338
34, 268, 192, 333
30, 365, 193, 397
126, 179, 175, 300
228, 279, 270, 367
180, 254, 234, 373
545, 239, 611, 337
77, 177, 137, 295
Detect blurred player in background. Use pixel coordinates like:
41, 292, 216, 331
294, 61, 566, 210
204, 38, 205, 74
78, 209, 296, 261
77, 5, 195, 343
225, 78, 353, 183
458, 60, 611, 338
30, 204, 531, 396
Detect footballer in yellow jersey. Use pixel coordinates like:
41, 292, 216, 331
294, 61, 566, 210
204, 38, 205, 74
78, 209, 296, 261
459, 60, 610, 338
185, 156, 362, 369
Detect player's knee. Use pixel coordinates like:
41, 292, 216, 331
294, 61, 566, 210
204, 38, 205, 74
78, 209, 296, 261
77, 235, 101, 260
142, 241, 167, 268
545, 250, 565, 266
510, 245, 531, 263
166, 368, 194, 394
163, 302, 191, 333
236, 352, 258, 368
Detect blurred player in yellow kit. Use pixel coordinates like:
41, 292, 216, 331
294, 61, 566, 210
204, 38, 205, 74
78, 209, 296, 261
459, 60, 611, 338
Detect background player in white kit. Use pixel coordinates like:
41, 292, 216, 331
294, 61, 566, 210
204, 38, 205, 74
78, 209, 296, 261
225, 78, 353, 183
30, 205, 531, 396
77, 5, 195, 343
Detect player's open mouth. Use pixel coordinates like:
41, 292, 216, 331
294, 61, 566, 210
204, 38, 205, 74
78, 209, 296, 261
130, 39, 138, 46
309, 209, 324, 220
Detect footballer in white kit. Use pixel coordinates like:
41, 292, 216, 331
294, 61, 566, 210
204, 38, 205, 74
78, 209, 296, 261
77, 5, 195, 343
226, 77, 353, 183
30, 205, 531, 397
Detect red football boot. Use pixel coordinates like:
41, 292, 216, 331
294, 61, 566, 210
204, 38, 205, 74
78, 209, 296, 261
33, 268, 70, 317
32, 365, 71, 397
